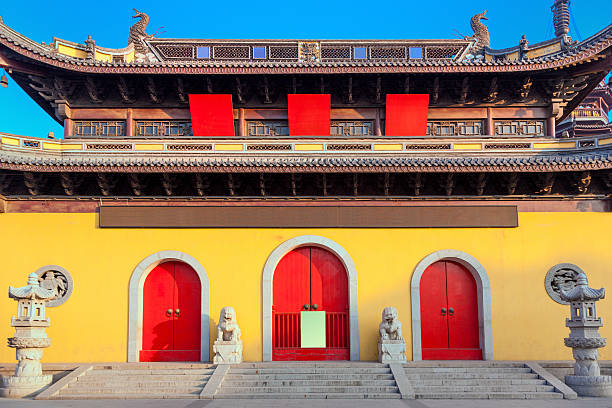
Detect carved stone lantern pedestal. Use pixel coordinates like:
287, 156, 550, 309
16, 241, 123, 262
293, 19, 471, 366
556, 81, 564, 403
1, 273, 56, 398
560, 272, 612, 397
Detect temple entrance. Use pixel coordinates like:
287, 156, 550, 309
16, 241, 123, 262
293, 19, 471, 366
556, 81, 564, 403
420, 260, 482, 360
140, 261, 201, 362
272, 247, 349, 361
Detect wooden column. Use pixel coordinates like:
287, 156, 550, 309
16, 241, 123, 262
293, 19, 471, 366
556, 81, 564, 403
63, 118, 73, 138
375, 108, 382, 136
486, 108, 494, 136
126, 108, 134, 137
547, 117, 556, 137
238, 108, 245, 136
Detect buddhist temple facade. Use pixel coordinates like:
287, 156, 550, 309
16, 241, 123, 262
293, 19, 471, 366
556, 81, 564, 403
0, 6, 611, 364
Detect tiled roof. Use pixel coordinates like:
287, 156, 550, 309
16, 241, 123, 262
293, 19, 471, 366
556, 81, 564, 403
2, 147, 612, 173
1, 18, 611, 74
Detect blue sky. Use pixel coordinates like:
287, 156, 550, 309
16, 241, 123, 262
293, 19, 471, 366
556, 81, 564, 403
0, 0, 610, 138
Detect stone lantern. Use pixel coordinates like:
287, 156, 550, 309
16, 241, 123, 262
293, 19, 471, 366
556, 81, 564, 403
1, 273, 56, 398
560, 272, 612, 397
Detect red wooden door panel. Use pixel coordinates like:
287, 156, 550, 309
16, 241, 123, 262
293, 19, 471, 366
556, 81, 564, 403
310, 247, 348, 312
446, 261, 480, 355
421, 261, 482, 360
173, 262, 201, 361
273, 247, 349, 361
420, 262, 449, 350
141, 261, 201, 362
142, 262, 175, 355
273, 247, 310, 313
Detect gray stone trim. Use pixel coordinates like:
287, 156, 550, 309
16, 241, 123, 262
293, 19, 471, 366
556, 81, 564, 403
389, 363, 415, 399
127, 251, 211, 362
526, 362, 578, 399
34, 365, 92, 400
410, 249, 493, 361
33, 265, 73, 307
200, 364, 230, 399
262, 235, 359, 361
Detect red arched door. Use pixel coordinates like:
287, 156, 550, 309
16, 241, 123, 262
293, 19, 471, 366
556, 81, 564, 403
420, 260, 481, 360
141, 261, 201, 362
273, 247, 349, 360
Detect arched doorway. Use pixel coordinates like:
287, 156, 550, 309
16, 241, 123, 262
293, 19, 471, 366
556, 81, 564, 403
272, 247, 349, 361
128, 250, 211, 362
140, 261, 201, 362
420, 260, 480, 360
410, 249, 493, 361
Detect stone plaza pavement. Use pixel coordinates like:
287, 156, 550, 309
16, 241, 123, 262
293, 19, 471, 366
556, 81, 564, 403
1, 398, 612, 408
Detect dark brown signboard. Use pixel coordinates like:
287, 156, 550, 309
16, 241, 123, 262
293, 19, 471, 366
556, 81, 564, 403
99, 205, 518, 228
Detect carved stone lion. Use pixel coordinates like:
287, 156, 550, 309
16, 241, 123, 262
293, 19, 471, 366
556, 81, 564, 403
217, 306, 241, 342
379, 306, 403, 341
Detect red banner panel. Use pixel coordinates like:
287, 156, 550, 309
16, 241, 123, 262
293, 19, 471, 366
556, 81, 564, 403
188, 94, 234, 136
385, 94, 430, 136
288, 94, 331, 136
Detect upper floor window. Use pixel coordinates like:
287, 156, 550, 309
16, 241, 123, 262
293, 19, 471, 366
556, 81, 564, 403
246, 121, 289, 137
330, 121, 373, 137
74, 121, 125, 137
135, 121, 193, 137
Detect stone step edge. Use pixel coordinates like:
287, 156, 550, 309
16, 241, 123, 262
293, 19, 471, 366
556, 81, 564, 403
525, 362, 577, 400
213, 393, 402, 399
415, 392, 564, 400
35, 365, 93, 400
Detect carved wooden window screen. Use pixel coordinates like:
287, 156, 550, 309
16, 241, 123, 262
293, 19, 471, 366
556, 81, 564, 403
135, 121, 193, 137
494, 120, 545, 137
330, 121, 373, 137
426, 121, 483, 137
246, 121, 289, 137
74, 121, 125, 137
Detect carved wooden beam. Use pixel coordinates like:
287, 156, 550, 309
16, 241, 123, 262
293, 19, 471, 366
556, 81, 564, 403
194, 174, 210, 196
53, 77, 75, 101
431, 77, 440, 104
0, 173, 11, 194
176, 78, 188, 104
572, 171, 591, 194
375, 76, 382, 103
161, 174, 176, 196
259, 173, 266, 196
517, 76, 533, 102
473, 173, 488, 196
235, 77, 244, 104
347, 77, 354, 104
320, 77, 326, 94
23, 172, 44, 195
96, 173, 117, 196
443, 173, 455, 196
206, 77, 214, 94
535, 173, 555, 195
28, 75, 56, 101
483, 77, 498, 103
60, 173, 82, 196
457, 77, 470, 104
227, 174, 235, 196
128, 174, 145, 196
146, 77, 161, 104
403, 76, 410, 94
290, 174, 300, 196
85, 77, 104, 104
384, 173, 390, 196
410, 174, 422, 196
503, 173, 519, 195
117, 77, 135, 104
352, 174, 358, 196
262, 76, 272, 104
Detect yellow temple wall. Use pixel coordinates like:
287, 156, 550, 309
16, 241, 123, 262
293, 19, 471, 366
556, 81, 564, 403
0, 211, 610, 363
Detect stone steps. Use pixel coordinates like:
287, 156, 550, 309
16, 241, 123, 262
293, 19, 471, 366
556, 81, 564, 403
75, 375, 212, 383
85, 369, 215, 376
215, 363, 401, 399
213, 393, 402, 399
55, 393, 200, 400
405, 363, 562, 400
415, 392, 563, 399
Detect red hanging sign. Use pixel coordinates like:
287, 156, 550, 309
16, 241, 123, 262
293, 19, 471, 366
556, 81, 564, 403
288, 94, 331, 136
385, 94, 429, 136
188, 94, 235, 136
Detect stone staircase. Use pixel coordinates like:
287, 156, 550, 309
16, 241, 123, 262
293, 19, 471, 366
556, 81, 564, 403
404, 362, 563, 399
55, 364, 215, 399
215, 362, 401, 399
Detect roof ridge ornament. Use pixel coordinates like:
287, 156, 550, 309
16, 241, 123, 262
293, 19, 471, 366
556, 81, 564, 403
464, 11, 490, 60
128, 9, 159, 63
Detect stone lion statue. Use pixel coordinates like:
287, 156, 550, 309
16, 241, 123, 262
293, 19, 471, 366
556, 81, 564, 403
217, 306, 241, 342
379, 306, 403, 341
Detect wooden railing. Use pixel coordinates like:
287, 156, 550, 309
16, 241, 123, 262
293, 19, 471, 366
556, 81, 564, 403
273, 312, 349, 349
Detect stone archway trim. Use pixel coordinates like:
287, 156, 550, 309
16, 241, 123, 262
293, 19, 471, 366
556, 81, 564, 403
262, 235, 359, 361
410, 249, 493, 361
127, 250, 211, 362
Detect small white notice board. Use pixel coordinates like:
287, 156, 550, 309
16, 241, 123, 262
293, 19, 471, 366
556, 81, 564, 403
300, 311, 326, 348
